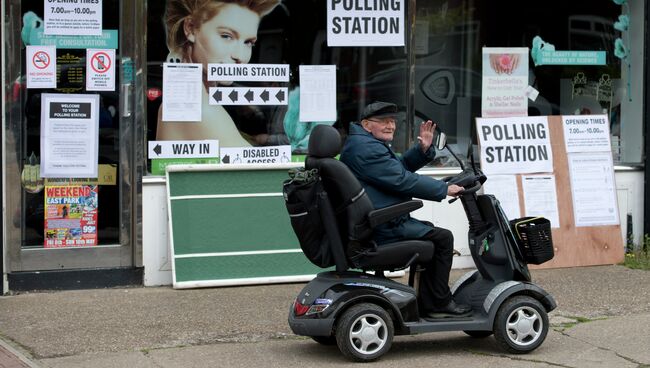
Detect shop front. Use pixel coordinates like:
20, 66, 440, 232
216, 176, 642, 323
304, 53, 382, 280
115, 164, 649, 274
2, 0, 647, 291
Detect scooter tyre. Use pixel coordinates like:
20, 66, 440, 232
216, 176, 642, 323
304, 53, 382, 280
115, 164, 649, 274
493, 295, 549, 354
335, 303, 394, 362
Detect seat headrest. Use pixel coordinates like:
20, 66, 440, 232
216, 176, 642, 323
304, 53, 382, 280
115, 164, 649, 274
308, 125, 341, 158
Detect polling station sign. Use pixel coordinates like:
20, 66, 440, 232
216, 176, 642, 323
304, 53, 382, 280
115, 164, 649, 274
476, 116, 553, 175
327, 0, 404, 47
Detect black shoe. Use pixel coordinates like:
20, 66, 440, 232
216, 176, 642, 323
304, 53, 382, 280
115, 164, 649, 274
426, 300, 472, 319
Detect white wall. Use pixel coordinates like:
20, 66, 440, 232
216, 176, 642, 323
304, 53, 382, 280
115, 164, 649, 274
142, 169, 644, 286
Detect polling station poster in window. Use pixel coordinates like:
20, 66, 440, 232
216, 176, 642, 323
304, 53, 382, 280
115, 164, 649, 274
44, 185, 98, 248
476, 116, 553, 175
327, 0, 404, 46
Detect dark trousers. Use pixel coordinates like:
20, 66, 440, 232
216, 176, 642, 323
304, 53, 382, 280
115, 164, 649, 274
418, 225, 454, 311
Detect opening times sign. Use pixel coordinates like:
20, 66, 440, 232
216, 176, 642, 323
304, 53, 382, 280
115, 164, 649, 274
45, 185, 98, 247
44, 0, 103, 36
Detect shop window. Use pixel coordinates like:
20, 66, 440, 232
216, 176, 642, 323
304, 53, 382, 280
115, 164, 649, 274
145, 0, 641, 173
145, 0, 412, 174
413, 0, 642, 166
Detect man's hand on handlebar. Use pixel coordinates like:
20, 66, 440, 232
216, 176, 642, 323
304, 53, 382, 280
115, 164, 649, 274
447, 184, 464, 197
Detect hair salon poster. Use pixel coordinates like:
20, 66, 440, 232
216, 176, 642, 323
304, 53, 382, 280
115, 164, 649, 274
44, 185, 98, 248
481, 47, 529, 118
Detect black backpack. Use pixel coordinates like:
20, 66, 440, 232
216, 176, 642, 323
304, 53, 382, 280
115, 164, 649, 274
282, 168, 334, 268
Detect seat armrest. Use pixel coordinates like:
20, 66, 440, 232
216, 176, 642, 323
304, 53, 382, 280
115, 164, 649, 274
368, 200, 423, 228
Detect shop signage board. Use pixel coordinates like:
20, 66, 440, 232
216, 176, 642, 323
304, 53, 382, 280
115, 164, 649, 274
148, 140, 219, 159
44, 185, 98, 247
44, 0, 103, 36
165, 163, 325, 288
86, 49, 116, 91
44, 164, 117, 186
481, 47, 529, 118
40, 93, 99, 178
26, 29, 118, 49
327, 0, 405, 46
26, 45, 57, 88
537, 50, 606, 66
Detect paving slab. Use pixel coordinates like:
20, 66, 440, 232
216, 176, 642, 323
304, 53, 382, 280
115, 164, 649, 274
0, 265, 649, 368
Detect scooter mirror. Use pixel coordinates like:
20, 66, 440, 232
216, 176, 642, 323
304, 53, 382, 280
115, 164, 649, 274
435, 131, 447, 150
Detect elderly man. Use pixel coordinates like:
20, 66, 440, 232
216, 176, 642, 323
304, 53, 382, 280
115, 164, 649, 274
340, 101, 471, 318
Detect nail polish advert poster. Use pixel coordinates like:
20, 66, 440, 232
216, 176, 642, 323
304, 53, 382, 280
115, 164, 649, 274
482, 47, 529, 118
44, 185, 98, 248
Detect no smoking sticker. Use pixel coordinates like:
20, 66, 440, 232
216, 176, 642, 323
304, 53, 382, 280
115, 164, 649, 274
33, 51, 51, 69
26, 45, 57, 89
86, 49, 115, 91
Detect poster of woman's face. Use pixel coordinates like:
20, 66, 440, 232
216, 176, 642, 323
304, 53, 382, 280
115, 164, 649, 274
153, 0, 283, 147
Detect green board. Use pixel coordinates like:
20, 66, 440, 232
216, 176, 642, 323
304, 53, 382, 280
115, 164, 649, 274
166, 163, 325, 288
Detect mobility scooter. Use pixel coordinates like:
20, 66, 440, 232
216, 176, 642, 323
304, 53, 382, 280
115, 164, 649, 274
284, 125, 556, 362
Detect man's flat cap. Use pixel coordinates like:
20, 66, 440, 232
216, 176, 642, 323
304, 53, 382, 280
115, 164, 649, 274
360, 101, 398, 120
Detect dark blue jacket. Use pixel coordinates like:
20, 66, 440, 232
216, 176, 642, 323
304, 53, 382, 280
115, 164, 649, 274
340, 123, 448, 244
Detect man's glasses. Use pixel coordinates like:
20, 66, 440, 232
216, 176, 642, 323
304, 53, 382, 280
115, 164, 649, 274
367, 117, 396, 125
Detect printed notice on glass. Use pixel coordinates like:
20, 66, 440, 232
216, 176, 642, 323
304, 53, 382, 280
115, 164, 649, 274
44, 0, 103, 36
299, 65, 337, 122
162, 63, 202, 122
26, 45, 57, 89
476, 116, 553, 175
568, 152, 619, 227
327, 0, 404, 46
521, 175, 560, 228
562, 114, 611, 153
481, 47, 529, 118
483, 175, 521, 220
40, 93, 99, 178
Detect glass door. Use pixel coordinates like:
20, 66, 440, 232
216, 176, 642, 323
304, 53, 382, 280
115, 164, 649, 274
3, 0, 144, 272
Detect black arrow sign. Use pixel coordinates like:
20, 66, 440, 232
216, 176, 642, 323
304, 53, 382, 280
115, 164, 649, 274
212, 89, 222, 102
275, 89, 285, 102
229, 90, 238, 102
260, 90, 270, 102
153, 144, 162, 156
244, 89, 254, 102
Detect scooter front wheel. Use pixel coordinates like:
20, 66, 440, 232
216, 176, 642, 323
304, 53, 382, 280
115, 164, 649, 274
493, 295, 549, 353
335, 303, 394, 362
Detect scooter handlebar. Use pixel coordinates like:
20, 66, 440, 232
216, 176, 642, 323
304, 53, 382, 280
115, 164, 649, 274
448, 180, 482, 204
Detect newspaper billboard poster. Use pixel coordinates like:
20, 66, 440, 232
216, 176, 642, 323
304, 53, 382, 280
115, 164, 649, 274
44, 185, 98, 247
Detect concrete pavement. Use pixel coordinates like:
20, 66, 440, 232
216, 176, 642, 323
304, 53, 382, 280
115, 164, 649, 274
0, 265, 649, 367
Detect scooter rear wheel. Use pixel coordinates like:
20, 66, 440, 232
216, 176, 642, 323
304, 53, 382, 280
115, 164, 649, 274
335, 303, 394, 362
493, 295, 549, 353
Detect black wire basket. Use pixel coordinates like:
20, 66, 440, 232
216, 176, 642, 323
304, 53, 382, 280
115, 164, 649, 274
509, 217, 554, 265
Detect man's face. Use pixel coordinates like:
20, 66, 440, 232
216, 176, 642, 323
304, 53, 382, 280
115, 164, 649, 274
362, 116, 396, 142
190, 4, 260, 84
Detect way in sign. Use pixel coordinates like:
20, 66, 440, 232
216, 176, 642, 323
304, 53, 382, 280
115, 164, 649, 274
148, 140, 218, 159
208, 87, 288, 106
171, 143, 210, 155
